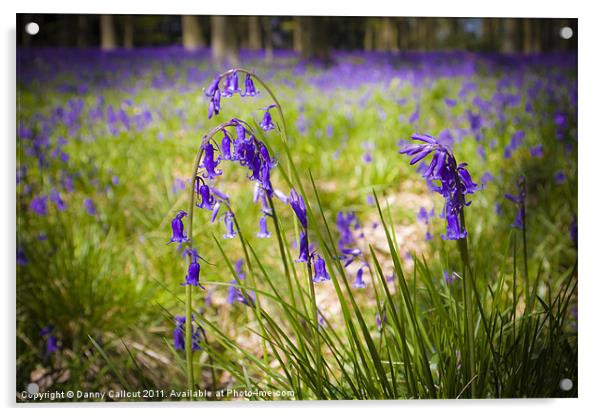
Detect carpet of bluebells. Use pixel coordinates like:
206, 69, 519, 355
17, 47, 577, 400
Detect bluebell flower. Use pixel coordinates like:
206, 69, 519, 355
290, 189, 307, 229
312, 255, 331, 283
296, 230, 309, 263
220, 129, 232, 160
168, 210, 188, 244
223, 211, 237, 239
257, 215, 271, 238
555, 170, 566, 184
530, 144, 544, 157
30, 195, 48, 216
39, 326, 60, 354
222, 70, 240, 97
505, 177, 526, 228
182, 258, 204, 288
201, 143, 222, 179
173, 315, 202, 351
243, 73, 258, 97
260, 105, 276, 131
353, 267, 367, 289
84, 198, 96, 216
196, 182, 216, 210
50, 188, 66, 211
17, 246, 28, 266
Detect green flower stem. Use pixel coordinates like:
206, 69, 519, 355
457, 212, 476, 399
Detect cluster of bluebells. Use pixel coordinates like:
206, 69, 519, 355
173, 315, 203, 351
193, 119, 278, 240
289, 189, 331, 284
400, 133, 480, 240
205, 70, 258, 120
336, 211, 367, 288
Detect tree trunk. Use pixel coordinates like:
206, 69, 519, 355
248, 16, 262, 50
262, 17, 273, 62
211, 16, 238, 64
123, 15, 134, 49
182, 15, 203, 50
100, 15, 116, 51
501, 18, 518, 53
363, 18, 374, 51
77, 15, 87, 48
298, 17, 331, 62
293, 17, 303, 53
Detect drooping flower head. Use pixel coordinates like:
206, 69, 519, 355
312, 254, 331, 283
400, 133, 480, 240
257, 215, 271, 238
290, 189, 307, 229
168, 210, 188, 244
260, 105, 276, 131
201, 142, 222, 180
243, 73, 258, 97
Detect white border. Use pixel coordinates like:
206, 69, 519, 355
2, 1, 600, 415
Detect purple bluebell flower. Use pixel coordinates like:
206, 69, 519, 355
223, 211, 237, 239
554, 170, 566, 184
196, 182, 216, 210
84, 199, 96, 216
296, 230, 309, 263
445, 98, 457, 107
39, 326, 60, 354
312, 255, 331, 283
168, 210, 188, 244
444, 271, 454, 285
172, 178, 186, 194
353, 267, 367, 289
243, 73, 257, 97
201, 143, 222, 179
222, 70, 240, 97
260, 105, 276, 131
530, 145, 544, 158
257, 215, 271, 238
480, 172, 494, 188
504, 131, 525, 159
17, 246, 28, 266
409, 105, 420, 124
220, 129, 232, 160
30, 195, 48, 216
208, 88, 221, 119
173, 315, 202, 351
336, 211, 360, 249
505, 177, 526, 228
417, 207, 434, 225
182, 257, 204, 288
290, 189, 307, 229
50, 188, 66, 211
376, 310, 386, 331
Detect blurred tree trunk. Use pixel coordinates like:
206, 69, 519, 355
248, 16, 262, 50
211, 16, 238, 63
182, 15, 204, 50
398, 18, 409, 50
100, 15, 116, 50
293, 17, 303, 53
298, 17, 331, 62
364, 18, 374, 51
381, 17, 399, 52
123, 15, 134, 49
77, 15, 88, 48
262, 17, 273, 62
501, 18, 519, 53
